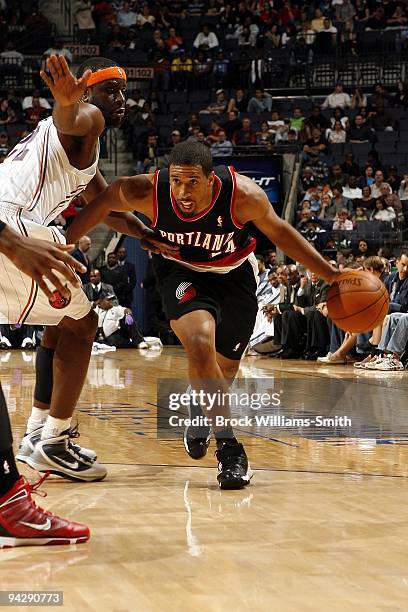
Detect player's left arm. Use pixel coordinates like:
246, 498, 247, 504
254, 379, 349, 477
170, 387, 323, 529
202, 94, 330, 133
82, 170, 153, 238
234, 173, 338, 284
69, 172, 179, 257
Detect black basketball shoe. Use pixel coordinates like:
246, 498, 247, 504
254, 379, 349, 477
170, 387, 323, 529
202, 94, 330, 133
183, 386, 211, 460
216, 442, 252, 490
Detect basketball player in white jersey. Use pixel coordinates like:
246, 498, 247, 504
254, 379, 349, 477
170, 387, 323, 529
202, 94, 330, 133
0, 55, 171, 482
0, 221, 90, 546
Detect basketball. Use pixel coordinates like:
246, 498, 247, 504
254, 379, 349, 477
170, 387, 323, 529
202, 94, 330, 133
48, 288, 71, 309
327, 271, 389, 333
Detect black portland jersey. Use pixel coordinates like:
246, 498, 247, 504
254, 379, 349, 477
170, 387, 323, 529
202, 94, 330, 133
152, 165, 256, 272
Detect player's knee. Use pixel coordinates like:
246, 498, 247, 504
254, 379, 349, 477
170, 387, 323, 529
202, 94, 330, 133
185, 333, 215, 363
67, 309, 98, 341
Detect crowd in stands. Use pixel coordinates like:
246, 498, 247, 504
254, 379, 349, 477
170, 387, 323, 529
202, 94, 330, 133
248, 250, 408, 371
76, 0, 408, 60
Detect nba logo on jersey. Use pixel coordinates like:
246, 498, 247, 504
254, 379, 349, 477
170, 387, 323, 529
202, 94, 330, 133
175, 282, 196, 304
217, 216, 223, 227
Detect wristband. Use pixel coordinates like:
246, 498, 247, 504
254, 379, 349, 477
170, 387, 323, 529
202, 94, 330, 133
0, 220, 6, 234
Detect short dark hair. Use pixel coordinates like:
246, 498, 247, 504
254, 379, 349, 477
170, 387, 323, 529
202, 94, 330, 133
76, 57, 119, 78
169, 141, 213, 175
397, 251, 408, 259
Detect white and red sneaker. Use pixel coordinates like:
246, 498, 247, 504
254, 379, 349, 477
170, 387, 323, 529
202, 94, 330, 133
0, 475, 90, 548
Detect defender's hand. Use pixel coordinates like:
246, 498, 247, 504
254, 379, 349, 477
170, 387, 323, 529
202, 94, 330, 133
41, 55, 91, 107
6, 233, 86, 300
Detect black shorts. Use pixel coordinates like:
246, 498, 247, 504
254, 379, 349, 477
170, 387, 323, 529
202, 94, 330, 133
152, 256, 258, 360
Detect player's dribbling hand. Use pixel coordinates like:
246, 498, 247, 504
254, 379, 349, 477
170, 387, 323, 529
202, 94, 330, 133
140, 229, 180, 257
326, 268, 341, 285
40, 55, 91, 107
6, 233, 86, 300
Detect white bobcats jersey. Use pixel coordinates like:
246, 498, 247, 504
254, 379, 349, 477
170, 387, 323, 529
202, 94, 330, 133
0, 116, 99, 225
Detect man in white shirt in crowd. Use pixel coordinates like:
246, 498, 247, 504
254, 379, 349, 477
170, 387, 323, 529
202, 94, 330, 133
320, 17, 338, 48
371, 170, 392, 199
0, 42, 24, 86
267, 110, 285, 137
193, 24, 219, 51
342, 176, 362, 200
22, 88, 52, 111
94, 294, 146, 349
125, 88, 146, 110
322, 83, 351, 109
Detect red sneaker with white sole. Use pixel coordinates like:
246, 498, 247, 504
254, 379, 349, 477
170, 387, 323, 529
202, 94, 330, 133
0, 475, 90, 548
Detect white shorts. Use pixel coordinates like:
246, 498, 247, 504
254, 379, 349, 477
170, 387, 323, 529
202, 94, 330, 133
0, 204, 92, 325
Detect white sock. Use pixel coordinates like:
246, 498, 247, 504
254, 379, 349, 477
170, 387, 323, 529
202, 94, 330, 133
41, 416, 71, 440
26, 407, 49, 434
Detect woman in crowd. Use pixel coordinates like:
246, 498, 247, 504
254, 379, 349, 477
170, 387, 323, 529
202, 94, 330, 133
330, 106, 349, 130
326, 119, 347, 144
370, 198, 396, 223
350, 86, 367, 109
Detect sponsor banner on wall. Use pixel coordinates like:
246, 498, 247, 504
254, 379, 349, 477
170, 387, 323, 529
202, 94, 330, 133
228, 156, 282, 214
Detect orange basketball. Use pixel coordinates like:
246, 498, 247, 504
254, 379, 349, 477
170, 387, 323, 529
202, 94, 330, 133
327, 271, 389, 333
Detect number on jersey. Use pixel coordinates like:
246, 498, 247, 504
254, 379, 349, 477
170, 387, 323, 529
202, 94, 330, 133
6, 127, 39, 162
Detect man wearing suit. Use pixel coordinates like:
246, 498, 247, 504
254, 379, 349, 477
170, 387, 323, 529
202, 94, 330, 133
264, 264, 305, 356
70, 235, 92, 284
299, 275, 330, 360
116, 246, 136, 308
267, 268, 329, 359
83, 268, 118, 307
385, 252, 408, 313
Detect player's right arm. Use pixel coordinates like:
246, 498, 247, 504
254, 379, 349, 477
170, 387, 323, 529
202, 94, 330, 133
0, 221, 87, 300
40, 54, 104, 137
66, 174, 155, 243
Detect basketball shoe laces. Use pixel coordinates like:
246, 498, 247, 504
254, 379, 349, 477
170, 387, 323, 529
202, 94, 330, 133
25, 472, 52, 513
1, 472, 55, 521
65, 421, 95, 464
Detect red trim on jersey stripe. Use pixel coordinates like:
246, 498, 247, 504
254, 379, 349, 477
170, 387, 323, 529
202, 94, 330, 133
18, 279, 36, 324
229, 166, 244, 229
16, 210, 27, 237
21, 283, 38, 325
152, 169, 159, 228
27, 126, 50, 212
168, 236, 256, 268
169, 175, 222, 222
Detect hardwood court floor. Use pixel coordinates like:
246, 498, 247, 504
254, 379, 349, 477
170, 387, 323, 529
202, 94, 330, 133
1, 348, 408, 612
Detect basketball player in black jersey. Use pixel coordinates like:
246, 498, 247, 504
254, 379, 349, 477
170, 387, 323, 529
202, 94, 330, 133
67, 141, 339, 489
